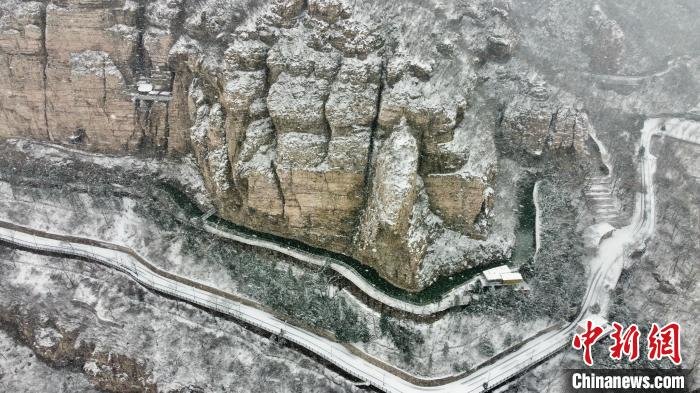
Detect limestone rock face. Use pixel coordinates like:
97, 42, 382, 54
326, 56, 382, 138
47, 50, 138, 150
424, 174, 489, 236
268, 74, 332, 136
0, 0, 185, 152
486, 25, 518, 62
189, 85, 233, 200
0, 0, 588, 291
549, 106, 590, 152
501, 98, 551, 156
0, 1, 48, 140
44, 2, 139, 150
354, 122, 421, 288
501, 96, 589, 157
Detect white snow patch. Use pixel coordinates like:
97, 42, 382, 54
583, 222, 615, 249
73, 280, 99, 307
83, 361, 101, 376
34, 327, 62, 348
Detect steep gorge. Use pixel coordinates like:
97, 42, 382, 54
0, 0, 595, 291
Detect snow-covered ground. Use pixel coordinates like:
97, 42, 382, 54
658, 118, 700, 146
0, 247, 359, 392
6, 138, 210, 207
582, 222, 615, 249
0, 178, 548, 376
533, 180, 542, 256
510, 117, 700, 392
3, 138, 492, 316
0, 329, 99, 392
0, 136, 555, 377
0, 110, 660, 392
0, 115, 669, 391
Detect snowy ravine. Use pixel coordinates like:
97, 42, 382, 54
6, 138, 475, 316
0, 117, 668, 393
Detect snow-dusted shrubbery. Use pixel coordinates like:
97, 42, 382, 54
465, 179, 587, 322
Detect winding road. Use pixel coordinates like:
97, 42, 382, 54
581, 56, 692, 88
0, 117, 679, 392
4, 138, 477, 316
201, 222, 476, 316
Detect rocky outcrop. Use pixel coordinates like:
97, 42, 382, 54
549, 106, 591, 151
0, 306, 157, 392
501, 96, 589, 157
485, 25, 517, 62
584, 5, 625, 74
0, 0, 581, 291
424, 174, 490, 235
354, 121, 421, 287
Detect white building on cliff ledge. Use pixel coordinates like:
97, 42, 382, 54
478, 265, 528, 291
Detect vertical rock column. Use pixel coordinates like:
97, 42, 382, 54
354, 121, 422, 288
265, 32, 384, 252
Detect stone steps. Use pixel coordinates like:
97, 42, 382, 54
586, 187, 612, 193
585, 175, 622, 225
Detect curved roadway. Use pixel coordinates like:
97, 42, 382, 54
202, 222, 475, 316
7, 138, 475, 316
0, 117, 676, 392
